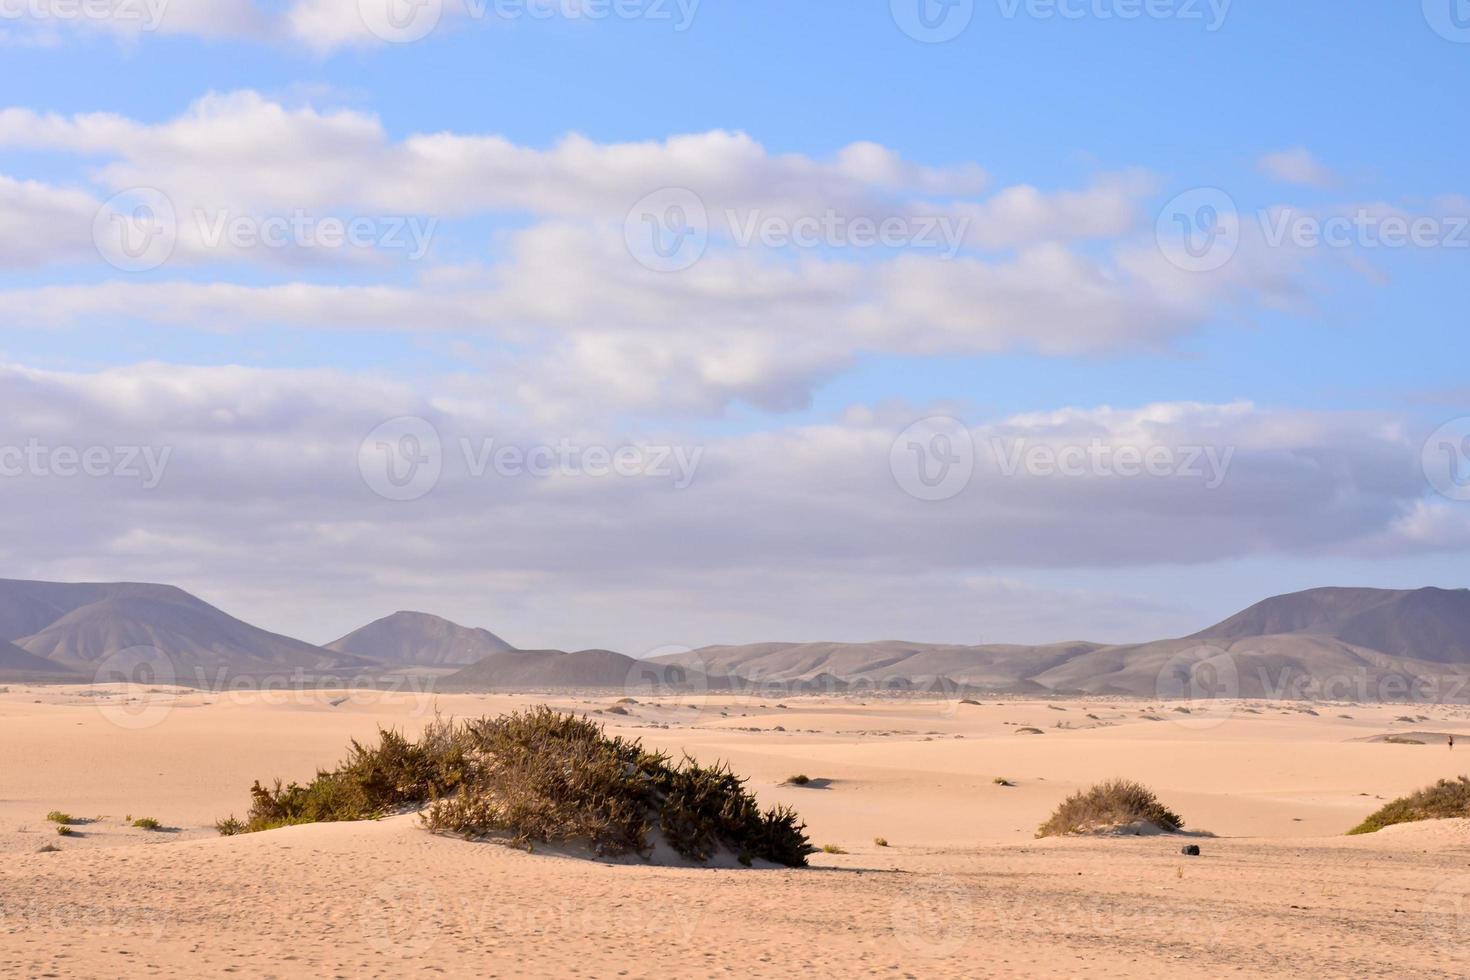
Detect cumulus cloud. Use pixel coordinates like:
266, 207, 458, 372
0, 362, 1450, 649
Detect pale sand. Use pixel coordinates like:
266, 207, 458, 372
3, 685, 1470, 977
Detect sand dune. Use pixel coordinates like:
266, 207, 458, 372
2, 687, 1469, 977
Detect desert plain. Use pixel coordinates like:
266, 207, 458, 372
3, 684, 1470, 978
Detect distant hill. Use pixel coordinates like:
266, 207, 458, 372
437, 648, 649, 691
2, 578, 1466, 700
0, 579, 368, 683
644, 587, 1470, 700
327, 611, 513, 667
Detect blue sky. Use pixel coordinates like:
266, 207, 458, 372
0, 1, 1465, 650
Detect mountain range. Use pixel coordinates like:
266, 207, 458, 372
1, 577, 1467, 701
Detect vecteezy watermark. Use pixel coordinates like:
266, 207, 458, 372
358, 417, 705, 502
359, 416, 444, 502
891, 416, 976, 502
1423, 417, 1470, 503
0, 439, 172, 488
1424, 875, 1470, 956
1157, 187, 1470, 272
991, 438, 1235, 488
192, 209, 438, 261
360, 876, 444, 958
891, 875, 973, 957
93, 646, 177, 730
1423, 0, 1470, 43
994, 0, 1232, 31
623, 188, 971, 272
93, 187, 178, 273
891, 0, 975, 42
624, 187, 709, 273
1154, 644, 1239, 729
1156, 187, 1240, 273
0, 0, 169, 30
358, 0, 701, 44
92, 188, 439, 271
726, 208, 969, 258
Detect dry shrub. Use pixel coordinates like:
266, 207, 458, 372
217, 707, 814, 867
1350, 776, 1470, 834
1036, 779, 1184, 837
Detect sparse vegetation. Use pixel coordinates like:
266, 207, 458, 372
45, 811, 76, 825
786, 774, 811, 786
217, 708, 815, 867
821, 843, 847, 854
56, 825, 75, 837
873, 836, 889, 847
132, 817, 163, 831
1036, 779, 1184, 838
1349, 776, 1470, 835
994, 777, 1014, 787
603, 705, 630, 715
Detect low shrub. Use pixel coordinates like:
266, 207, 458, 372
45, 811, 75, 825
56, 825, 75, 837
218, 708, 814, 867
786, 774, 811, 786
821, 843, 847, 854
1350, 776, 1470, 834
132, 817, 162, 831
1036, 779, 1184, 837
874, 836, 889, 847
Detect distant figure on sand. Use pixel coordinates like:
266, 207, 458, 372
1450, 734, 1454, 751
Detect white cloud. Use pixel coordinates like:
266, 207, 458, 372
1257, 147, 1338, 188
0, 361, 1449, 648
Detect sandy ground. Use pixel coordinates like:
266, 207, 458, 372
3, 684, 1470, 977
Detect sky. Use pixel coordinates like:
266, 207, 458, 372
0, 0, 1466, 654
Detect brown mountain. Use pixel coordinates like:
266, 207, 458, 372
647, 587, 1470, 700
327, 611, 513, 667
0, 579, 369, 683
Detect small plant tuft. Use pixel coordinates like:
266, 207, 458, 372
1036, 779, 1184, 838
45, 811, 76, 825
132, 817, 162, 831
821, 843, 847, 854
786, 774, 811, 786
56, 825, 75, 837
873, 836, 889, 847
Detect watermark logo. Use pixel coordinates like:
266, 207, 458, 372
359, 416, 444, 502
1425, 875, 1470, 955
624, 646, 709, 711
625, 187, 709, 272
358, 0, 443, 42
0, 440, 172, 488
360, 876, 444, 958
1423, 417, 1470, 502
995, 0, 1232, 31
93, 187, 177, 273
891, 0, 974, 42
94, 646, 176, 730
1156, 187, 1239, 272
891, 416, 975, 501
1155, 644, 1239, 729
991, 438, 1234, 488
0, 0, 170, 31
891, 875, 973, 957
1423, 0, 1470, 43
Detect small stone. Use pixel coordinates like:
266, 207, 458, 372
1180, 844, 1201, 856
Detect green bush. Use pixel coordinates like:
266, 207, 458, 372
218, 708, 815, 868
1350, 776, 1470, 834
45, 811, 75, 825
1036, 779, 1184, 837
132, 817, 162, 831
